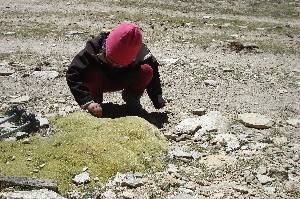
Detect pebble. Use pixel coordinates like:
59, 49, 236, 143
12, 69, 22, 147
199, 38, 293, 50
286, 118, 300, 128
203, 79, 218, 87
175, 118, 202, 135
73, 171, 90, 185
191, 107, 207, 116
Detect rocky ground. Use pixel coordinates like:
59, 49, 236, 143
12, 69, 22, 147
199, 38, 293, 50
0, 0, 300, 198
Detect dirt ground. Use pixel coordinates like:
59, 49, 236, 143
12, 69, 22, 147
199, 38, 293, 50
0, 0, 300, 198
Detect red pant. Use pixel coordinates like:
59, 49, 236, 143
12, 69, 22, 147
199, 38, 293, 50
85, 64, 153, 102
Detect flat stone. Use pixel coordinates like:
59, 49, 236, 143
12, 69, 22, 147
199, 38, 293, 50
0, 189, 65, 199
73, 171, 90, 185
222, 67, 234, 72
31, 71, 59, 80
120, 173, 144, 188
199, 154, 237, 168
169, 146, 199, 160
286, 118, 300, 128
175, 118, 202, 135
0, 62, 15, 76
9, 95, 30, 104
257, 174, 274, 185
238, 113, 274, 129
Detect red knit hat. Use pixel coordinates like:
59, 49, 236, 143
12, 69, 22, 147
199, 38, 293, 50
105, 23, 142, 66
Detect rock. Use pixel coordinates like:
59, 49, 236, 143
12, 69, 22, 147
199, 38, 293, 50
175, 118, 202, 135
257, 174, 274, 185
15, 132, 28, 140
37, 116, 49, 128
31, 71, 59, 80
272, 137, 288, 145
73, 171, 90, 185
169, 146, 199, 160
264, 186, 276, 195
203, 79, 218, 87
286, 118, 300, 128
222, 67, 234, 72
285, 180, 300, 193
0, 62, 15, 76
160, 58, 179, 66
65, 31, 84, 36
161, 174, 181, 190
191, 107, 207, 116
194, 111, 230, 140
102, 189, 116, 199
167, 164, 179, 174
256, 166, 267, 175
238, 113, 274, 129
3, 31, 16, 35
0, 189, 65, 199
22, 138, 31, 144
202, 15, 212, 19
108, 172, 144, 189
183, 181, 197, 190
120, 191, 135, 199
9, 95, 30, 104
213, 133, 240, 151
199, 154, 237, 168
233, 185, 250, 194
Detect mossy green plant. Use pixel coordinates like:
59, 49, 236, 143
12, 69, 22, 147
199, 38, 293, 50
0, 112, 168, 193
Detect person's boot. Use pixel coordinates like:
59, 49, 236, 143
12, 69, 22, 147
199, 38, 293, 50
122, 90, 143, 111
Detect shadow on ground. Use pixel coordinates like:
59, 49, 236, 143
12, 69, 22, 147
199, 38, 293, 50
101, 103, 169, 129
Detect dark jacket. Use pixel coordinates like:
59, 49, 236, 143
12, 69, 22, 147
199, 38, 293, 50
66, 32, 163, 108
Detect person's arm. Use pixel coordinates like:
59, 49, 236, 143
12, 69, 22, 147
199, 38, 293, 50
66, 35, 104, 113
139, 46, 165, 109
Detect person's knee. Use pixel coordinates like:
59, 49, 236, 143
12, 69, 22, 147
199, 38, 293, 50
140, 64, 153, 84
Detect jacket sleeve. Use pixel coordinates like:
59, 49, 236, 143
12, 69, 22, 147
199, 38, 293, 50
66, 36, 102, 106
139, 46, 163, 108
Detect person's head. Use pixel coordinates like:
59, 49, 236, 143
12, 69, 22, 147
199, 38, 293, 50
105, 22, 142, 67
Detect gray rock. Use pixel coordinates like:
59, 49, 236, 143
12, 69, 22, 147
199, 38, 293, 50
32, 71, 59, 80
191, 107, 207, 116
194, 111, 230, 140
0, 62, 15, 76
286, 118, 300, 128
271, 136, 288, 145
120, 191, 135, 199
3, 31, 16, 35
120, 173, 144, 188
73, 171, 90, 185
0, 189, 65, 199
213, 133, 240, 151
256, 166, 267, 175
65, 31, 84, 36
102, 189, 116, 199
222, 67, 234, 72
9, 95, 30, 104
233, 185, 250, 194
203, 79, 218, 87
37, 116, 49, 128
175, 118, 202, 135
238, 113, 274, 129
257, 174, 274, 185
15, 131, 28, 140
169, 146, 199, 160
264, 186, 276, 195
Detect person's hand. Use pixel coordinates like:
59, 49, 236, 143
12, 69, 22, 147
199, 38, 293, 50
87, 103, 102, 117
156, 95, 166, 109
